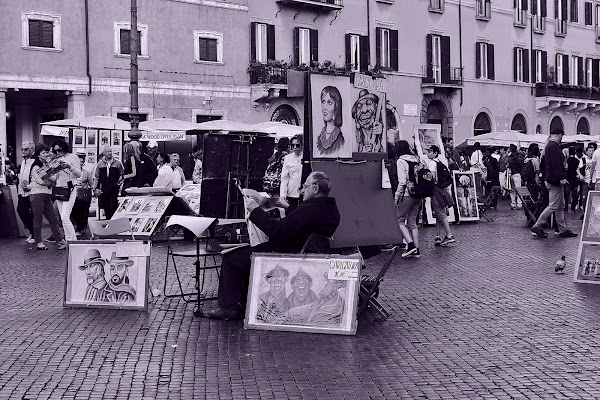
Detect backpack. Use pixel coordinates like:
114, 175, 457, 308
521, 159, 536, 183
436, 160, 453, 189
508, 152, 525, 174
262, 152, 287, 193
406, 160, 435, 199
579, 156, 587, 178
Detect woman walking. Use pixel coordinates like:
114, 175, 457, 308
395, 140, 423, 258
122, 142, 143, 195
50, 140, 81, 242
29, 144, 66, 250
70, 150, 94, 236
280, 134, 303, 207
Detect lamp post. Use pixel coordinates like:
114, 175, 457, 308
128, 0, 142, 141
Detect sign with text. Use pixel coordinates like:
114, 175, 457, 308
353, 73, 385, 93
328, 258, 360, 280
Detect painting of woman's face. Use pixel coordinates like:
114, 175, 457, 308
321, 92, 336, 123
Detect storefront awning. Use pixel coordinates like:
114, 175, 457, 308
41, 125, 69, 138
138, 130, 187, 141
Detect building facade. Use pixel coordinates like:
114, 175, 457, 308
3, 0, 600, 166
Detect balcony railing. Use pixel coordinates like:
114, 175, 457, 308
555, 19, 567, 36
428, 0, 444, 12
535, 82, 600, 100
249, 65, 288, 85
421, 65, 463, 85
276, 0, 343, 10
533, 15, 545, 32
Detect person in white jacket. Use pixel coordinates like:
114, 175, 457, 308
280, 134, 303, 207
394, 140, 423, 258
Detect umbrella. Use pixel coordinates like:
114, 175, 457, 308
561, 134, 600, 144
251, 121, 303, 138
456, 130, 547, 149
41, 115, 131, 130
139, 117, 201, 132
194, 119, 259, 133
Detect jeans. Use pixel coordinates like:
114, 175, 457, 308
17, 195, 34, 235
100, 190, 119, 220
533, 183, 567, 232
563, 181, 579, 211
474, 172, 485, 201
71, 198, 91, 232
55, 190, 77, 241
30, 193, 64, 244
510, 173, 522, 208
218, 246, 254, 310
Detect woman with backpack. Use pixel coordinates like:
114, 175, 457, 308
522, 144, 541, 201
427, 145, 456, 247
394, 140, 427, 258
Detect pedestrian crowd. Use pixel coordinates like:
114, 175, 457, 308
14, 139, 204, 250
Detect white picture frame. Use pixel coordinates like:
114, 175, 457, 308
452, 171, 480, 222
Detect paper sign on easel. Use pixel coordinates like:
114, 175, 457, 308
328, 258, 360, 280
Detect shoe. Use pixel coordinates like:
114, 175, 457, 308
44, 236, 56, 243
434, 236, 442, 246
531, 227, 548, 238
25, 235, 35, 244
558, 229, 578, 238
410, 249, 421, 258
36, 243, 48, 250
510, 206, 516, 210
205, 308, 243, 321
402, 243, 418, 258
440, 236, 456, 246
57, 239, 67, 250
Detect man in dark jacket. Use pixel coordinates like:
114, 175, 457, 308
530, 127, 578, 238
207, 171, 341, 320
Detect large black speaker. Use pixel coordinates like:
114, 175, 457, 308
200, 178, 265, 218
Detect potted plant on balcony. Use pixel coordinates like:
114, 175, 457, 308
248, 61, 267, 84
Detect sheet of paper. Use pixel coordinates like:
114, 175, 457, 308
328, 258, 360, 280
116, 241, 151, 257
382, 160, 391, 189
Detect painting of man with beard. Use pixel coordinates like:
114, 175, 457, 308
106, 252, 136, 304
351, 89, 385, 154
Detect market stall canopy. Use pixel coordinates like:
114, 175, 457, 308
561, 134, 600, 144
194, 119, 260, 133
41, 115, 131, 130
456, 130, 547, 149
138, 130, 187, 141
139, 117, 201, 132
251, 121, 303, 138
40, 125, 69, 137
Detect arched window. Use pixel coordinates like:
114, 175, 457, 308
511, 114, 527, 133
271, 105, 299, 126
474, 112, 492, 136
386, 107, 397, 130
550, 116, 564, 134
577, 117, 590, 134
535, 124, 542, 135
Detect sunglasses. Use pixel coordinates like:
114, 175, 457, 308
52, 148, 61, 154
290, 143, 301, 148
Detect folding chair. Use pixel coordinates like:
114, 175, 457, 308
515, 186, 543, 226
477, 186, 500, 222
88, 217, 135, 239
163, 216, 222, 307
358, 246, 399, 321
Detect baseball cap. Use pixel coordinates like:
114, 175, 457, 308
75, 149, 86, 156
147, 140, 158, 148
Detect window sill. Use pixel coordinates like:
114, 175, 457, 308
555, 31, 567, 37
114, 54, 150, 59
475, 14, 491, 21
533, 28, 545, 34
21, 46, 63, 53
194, 60, 225, 65
596, 37, 600, 43
428, 7, 444, 13
513, 22, 527, 28
375, 0, 394, 3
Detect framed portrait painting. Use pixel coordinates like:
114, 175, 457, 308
452, 171, 479, 221
574, 242, 600, 284
245, 253, 362, 335
64, 241, 150, 310
414, 124, 447, 165
86, 129, 98, 147
581, 191, 600, 242
73, 129, 85, 148
99, 130, 111, 147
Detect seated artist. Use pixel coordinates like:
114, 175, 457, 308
206, 171, 341, 320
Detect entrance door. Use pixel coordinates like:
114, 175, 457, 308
426, 100, 449, 141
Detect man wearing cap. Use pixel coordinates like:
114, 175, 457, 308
287, 268, 318, 308
106, 252, 136, 304
352, 89, 384, 153
531, 127, 578, 238
93, 146, 123, 219
79, 249, 111, 302
287, 272, 346, 325
256, 265, 291, 323
131, 141, 157, 187
207, 171, 340, 320
146, 140, 159, 165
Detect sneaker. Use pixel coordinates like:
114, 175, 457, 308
402, 243, 418, 258
25, 235, 35, 244
440, 235, 456, 246
434, 236, 442, 246
558, 229, 578, 238
36, 243, 48, 250
44, 236, 56, 243
531, 227, 548, 238
410, 249, 421, 258
57, 239, 67, 250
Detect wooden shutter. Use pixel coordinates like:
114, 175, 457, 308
440, 35, 450, 83
487, 43, 495, 80
514, 47, 518, 82
425, 34, 433, 81
267, 24, 275, 61
541, 51, 548, 82
198, 38, 207, 61
578, 57, 585, 84
563, 54, 570, 83
250, 23, 256, 62
585, 2, 592, 24
555, 0, 559, 18
40, 21, 53, 48
532, 0, 538, 14
541, 0, 547, 16
345, 34, 351, 67
310, 29, 318, 62
523, 0, 528, 11
562, 0, 568, 20
293, 27, 299, 65
360, 35, 370, 72
28, 20, 40, 47
556, 53, 561, 82
376, 27, 382, 67
390, 29, 399, 71
532, 50, 537, 82
476, 43, 481, 78
120, 29, 130, 55
586, 57, 591, 85
523, 49, 530, 83
208, 39, 217, 62
593, 59, 600, 87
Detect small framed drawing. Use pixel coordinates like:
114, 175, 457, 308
64, 240, 150, 310
452, 171, 479, 221
245, 253, 362, 335
99, 130, 111, 147
73, 129, 85, 148
86, 129, 98, 147
111, 131, 122, 146
581, 191, 600, 242
86, 148, 98, 165
574, 242, 600, 284
413, 124, 448, 165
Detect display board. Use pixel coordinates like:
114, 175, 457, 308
312, 160, 402, 248
73, 128, 124, 167
575, 191, 600, 284
112, 196, 173, 236
175, 184, 201, 215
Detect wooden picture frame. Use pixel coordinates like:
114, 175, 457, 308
73, 129, 85, 148
64, 240, 150, 310
452, 171, 480, 221
99, 130, 111, 147
413, 124, 448, 165
86, 129, 98, 147
574, 242, 600, 284
245, 253, 362, 335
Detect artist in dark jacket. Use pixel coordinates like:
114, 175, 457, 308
530, 128, 577, 238
207, 171, 341, 320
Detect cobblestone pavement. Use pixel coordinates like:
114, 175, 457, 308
0, 201, 595, 399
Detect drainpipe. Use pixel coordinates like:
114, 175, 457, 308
459, 0, 463, 106
367, 0, 371, 68
530, 10, 534, 96
85, 0, 92, 95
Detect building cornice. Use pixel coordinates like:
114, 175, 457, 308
168, 0, 248, 11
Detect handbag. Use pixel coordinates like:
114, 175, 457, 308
51, 182, 73, 201
77, 187, 92, 202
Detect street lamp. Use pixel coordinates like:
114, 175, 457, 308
128, 0, 142, 141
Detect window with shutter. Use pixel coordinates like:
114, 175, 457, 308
194, 30, 223, 63
585, 2, 593, 25
23, 13, 61, 51
476, 0, 492, 19
487, 43, 495, 80
114, 22, 148, 57
556, 53, 564, 84
380, 28, 391, 68
298, 28, 311, 65
253, 23, 268, 63
587, 58, 593, 87
198, 38, 218, 62
119, 29, 143, 55
570, 0, 578, 22
346, 34, 361, 72
28, 19, 54, 48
